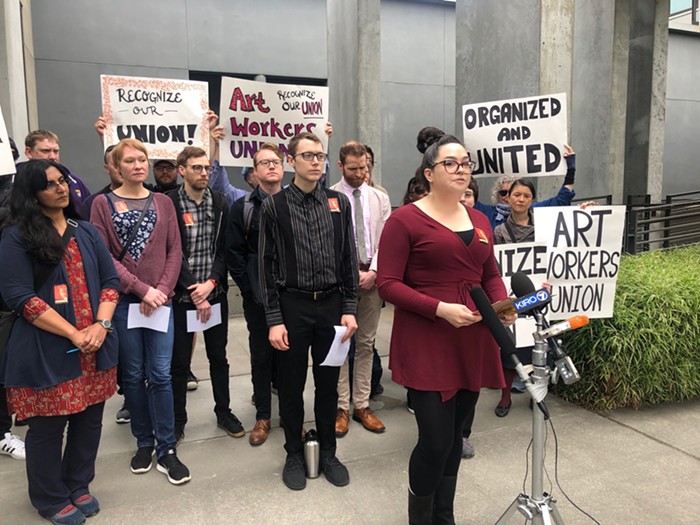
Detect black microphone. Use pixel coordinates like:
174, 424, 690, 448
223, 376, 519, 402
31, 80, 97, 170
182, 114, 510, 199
469, 286, 549, 417
509, 272, 581, 385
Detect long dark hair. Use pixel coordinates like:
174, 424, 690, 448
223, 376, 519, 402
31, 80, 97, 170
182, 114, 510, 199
9, 159, 80, 264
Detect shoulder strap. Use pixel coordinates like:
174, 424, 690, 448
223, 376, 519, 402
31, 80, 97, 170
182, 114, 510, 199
504, 221, 518, 244
243, 192, 255, 235
34, 219, 77, 291
117, 192, 154, 262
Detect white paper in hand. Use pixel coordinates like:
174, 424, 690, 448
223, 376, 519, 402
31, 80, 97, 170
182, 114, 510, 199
320, 325, 351, 367
127, 304, 171, 333
186, 303, 222, 332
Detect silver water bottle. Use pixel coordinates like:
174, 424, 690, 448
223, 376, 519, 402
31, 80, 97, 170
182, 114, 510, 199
303, 429, 320, 478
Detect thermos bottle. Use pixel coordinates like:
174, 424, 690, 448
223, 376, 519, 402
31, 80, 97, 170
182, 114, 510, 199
304, 429, 320, 478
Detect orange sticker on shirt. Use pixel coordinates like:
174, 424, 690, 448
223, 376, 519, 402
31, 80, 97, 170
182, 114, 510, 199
115, 201, 129, 213
475, 228, 489, 244
183, 212, 195, 226
327, 198, 340, 212
54, 284, 69, 304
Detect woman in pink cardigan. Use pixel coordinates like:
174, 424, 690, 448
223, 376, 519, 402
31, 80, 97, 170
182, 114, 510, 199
90, 139, 190, 486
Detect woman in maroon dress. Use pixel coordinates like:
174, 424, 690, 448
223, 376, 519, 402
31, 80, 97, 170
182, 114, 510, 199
377, 134, 515, 524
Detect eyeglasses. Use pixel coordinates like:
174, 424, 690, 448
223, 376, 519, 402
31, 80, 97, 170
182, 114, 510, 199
498, 189, 509, 197
44, 177, 69, 192
431, 159, 476, 174
294, 152, 327, 162
255, 159, 282, 168
411, 186, 427, 195
154, 164, 177, 172
187, 164, 211, 174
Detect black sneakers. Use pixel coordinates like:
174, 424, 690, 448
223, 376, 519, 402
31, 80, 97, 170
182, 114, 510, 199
320, 455, 349, 487
217, 412, 245, 438
157, 449, 191, 485
282, 454, 307, 490
130, 446, 155, 474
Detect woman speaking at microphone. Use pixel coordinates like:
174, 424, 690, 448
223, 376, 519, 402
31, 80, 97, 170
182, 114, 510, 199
377, 133, 516, 524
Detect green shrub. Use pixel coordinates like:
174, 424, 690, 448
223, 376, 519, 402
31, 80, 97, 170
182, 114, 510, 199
553, 244, 700, 411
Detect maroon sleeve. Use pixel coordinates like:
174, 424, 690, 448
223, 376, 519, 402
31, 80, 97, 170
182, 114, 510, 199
376, 211, 441, 320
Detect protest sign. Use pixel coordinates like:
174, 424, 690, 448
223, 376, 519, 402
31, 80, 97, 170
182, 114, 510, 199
494, 241, 549, 347
462, 93, 568, 177
100, 75, 209, 159
535, 206, 626, 320
219, 77, 329, 169
0, 105, 16, 175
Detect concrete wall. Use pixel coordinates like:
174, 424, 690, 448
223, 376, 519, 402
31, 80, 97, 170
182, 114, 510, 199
663, 31, 700, 196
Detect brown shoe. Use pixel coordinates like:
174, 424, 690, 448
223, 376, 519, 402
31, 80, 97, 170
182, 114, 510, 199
249, 419, 271, 446
335, 408, 349, 437
352, 407, 385, 433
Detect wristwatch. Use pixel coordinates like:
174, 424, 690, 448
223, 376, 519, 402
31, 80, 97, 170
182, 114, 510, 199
96, 319, 113, 332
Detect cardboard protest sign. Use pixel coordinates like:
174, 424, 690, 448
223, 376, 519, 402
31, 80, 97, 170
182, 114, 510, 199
462, 93, 568, 177
101, 75, 209, 160
0, 105, 16, 175
494, 242, 549, 347
219, 77, 329, 169
535, 206, 626, 320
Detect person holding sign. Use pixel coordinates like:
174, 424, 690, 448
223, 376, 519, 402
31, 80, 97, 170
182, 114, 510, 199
258, 132, 358, 491
166, 146, 245, 444
377, 133, 515, 524
0, 160, 119, 525
90, 139, 190, 486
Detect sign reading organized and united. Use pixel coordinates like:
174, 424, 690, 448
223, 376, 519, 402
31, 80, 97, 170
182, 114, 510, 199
100, 75, 209, 160
462, 93, 568, 177
219, 77, 329, 169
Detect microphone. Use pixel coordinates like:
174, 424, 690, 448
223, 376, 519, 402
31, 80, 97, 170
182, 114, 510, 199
469, 286, 549, 417
532, 315, 589, 342
510, 272, 551, 315
510, 272, 582, 385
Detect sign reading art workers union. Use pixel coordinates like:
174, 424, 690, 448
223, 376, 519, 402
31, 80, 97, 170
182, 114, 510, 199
219, 76, 329, 169
462, 93, 568, 177
101, 75, 209, 159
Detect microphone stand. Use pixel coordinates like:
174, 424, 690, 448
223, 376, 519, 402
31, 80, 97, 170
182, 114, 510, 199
495, 310, 566, 525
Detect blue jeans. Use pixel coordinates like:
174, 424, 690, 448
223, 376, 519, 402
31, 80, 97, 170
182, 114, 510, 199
114, 299, 176, 458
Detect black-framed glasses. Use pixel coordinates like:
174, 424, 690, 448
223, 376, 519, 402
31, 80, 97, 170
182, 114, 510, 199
187, 164, 211, 174
432, 159, 476, 174
255, 159, 283, 168
294, 152, 327, 162
44, 177, 69, 192
154, 164, 177, 172
498, 189, 509, 197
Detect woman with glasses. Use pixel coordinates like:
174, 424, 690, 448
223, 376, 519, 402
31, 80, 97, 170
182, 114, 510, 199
377, 134, 516, 524
402, 175, 429, 205
0, 160, 119, 525
90, 139, 190, 485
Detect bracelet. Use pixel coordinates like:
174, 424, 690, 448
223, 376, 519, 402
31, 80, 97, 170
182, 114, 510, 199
208, 278, 217, 287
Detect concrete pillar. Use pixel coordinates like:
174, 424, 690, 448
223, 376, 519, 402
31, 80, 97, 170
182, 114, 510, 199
327, 0, 381, 182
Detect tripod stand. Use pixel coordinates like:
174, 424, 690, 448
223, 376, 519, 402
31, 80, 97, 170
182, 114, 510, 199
495, 311, 565, 525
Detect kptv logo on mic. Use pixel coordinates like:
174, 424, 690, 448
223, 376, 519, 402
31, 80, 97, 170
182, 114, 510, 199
512, 288, 551, 314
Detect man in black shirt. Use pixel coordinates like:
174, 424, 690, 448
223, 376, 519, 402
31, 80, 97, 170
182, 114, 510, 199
258, 131, 358, 491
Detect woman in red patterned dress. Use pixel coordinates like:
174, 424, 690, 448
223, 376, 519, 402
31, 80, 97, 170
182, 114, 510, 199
0, 160, 120, 525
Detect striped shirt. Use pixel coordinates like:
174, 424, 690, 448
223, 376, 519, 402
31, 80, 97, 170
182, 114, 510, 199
258, 181, 358, 326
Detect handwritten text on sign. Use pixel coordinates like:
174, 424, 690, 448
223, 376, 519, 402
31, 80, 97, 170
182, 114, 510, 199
462, 93, 568, 177
219, 77, 329, 169
101, 75, 209, 159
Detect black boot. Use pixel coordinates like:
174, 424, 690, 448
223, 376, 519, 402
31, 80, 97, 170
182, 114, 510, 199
408, 490, 433, 525
432, 476, 457, 524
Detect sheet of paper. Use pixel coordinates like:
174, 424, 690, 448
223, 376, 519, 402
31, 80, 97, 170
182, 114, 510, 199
127, 304, 171, 333
186, 303, 222, 333
320, 325, 351, 367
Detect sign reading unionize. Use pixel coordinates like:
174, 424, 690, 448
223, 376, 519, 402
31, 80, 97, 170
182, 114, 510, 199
101, 75, 209, 159
462, 93, 568, 177
219, 77, 329, 169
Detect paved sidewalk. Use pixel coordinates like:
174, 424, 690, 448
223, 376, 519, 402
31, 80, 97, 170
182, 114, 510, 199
1, 305, 699, 524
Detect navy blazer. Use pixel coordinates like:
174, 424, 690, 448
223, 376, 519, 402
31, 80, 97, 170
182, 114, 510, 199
0, 221, 119, 389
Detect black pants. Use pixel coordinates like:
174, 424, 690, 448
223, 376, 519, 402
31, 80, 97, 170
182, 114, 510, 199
172, 293, 230, 428
408, 389, 479, 496
25, 402, 105, 517
278, 290, 341, 456
243, 297, 277, 420
0, 384, 11, 435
